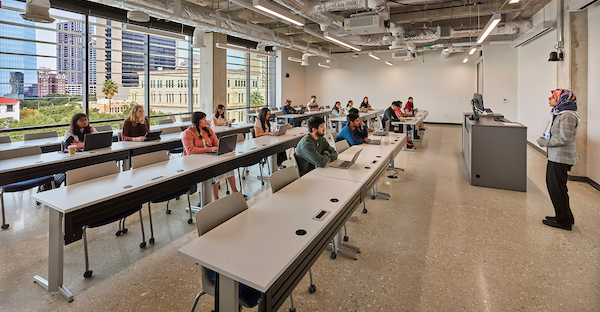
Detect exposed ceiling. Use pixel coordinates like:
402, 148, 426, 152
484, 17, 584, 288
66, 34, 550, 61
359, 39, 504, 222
87, 0, 553, 56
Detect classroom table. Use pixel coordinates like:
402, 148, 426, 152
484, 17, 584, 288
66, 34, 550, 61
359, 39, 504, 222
330, 109, 384, 130
29, 127, 308, 302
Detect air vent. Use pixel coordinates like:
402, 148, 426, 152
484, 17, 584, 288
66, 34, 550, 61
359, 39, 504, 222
344, 14, 386, 35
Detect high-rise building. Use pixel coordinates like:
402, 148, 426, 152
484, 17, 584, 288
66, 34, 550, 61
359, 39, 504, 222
37, 68, 66, 96
56, 21, 84, 88
0, 0, 37, 99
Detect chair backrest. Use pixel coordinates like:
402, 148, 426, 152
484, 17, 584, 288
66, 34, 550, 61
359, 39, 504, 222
66, 161, 119, 185
275, 111, 283, 116
0, 136, 11, 143
377, 115, 384, 129
325, 106, 330, 109
250, 127, 256, 139
335, 139, 350, 153
23, 131, 58, 141
131, 150, 169, 169
158, 119, 174, 125
182, 116, 191, 122
236, 133, 245, 143
94, 125, 112, 132
331, 131, 338, 142
160, 126, 182, 135
248, 109, 256, 114
270, 167, 299, 193
0, 146, 42, 161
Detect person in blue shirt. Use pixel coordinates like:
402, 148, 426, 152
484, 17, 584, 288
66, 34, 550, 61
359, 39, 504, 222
337, 113, 371, 146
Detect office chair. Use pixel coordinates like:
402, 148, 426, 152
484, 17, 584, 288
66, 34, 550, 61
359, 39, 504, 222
182, 116, 192, 122
158, 127, 185, 158
330, 131, 338, 144
0, 136, 11, 143
67, 161, 152, 278
94, 125, 112, 132
23, 131, 58, 141
132, 151, 195, 224
250, 128, 271, 185
0, 146, 56, 230
334, 140, 350, 153
158, 119, 174, 125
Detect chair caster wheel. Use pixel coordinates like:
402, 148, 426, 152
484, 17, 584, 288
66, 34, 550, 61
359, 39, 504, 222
226, 191, 230, 195
149, 237, 155, 244
308, 285, 317, 294
36, 201, 42, 205
122, 228, 128, 234
343, 236, 349, 242
140, 242, 147, 248
289, 308, 296, 312
363, 208, 368, 213
166, 210, 171, 214
261, 181, 265, 185
83, 270, 93, 278
242, 176, 246, 180
330, 252, 337, 259
115, 230, 122, 236
2, 224, 9, 229
187, 219, 193, 224
371, 195, 376, 200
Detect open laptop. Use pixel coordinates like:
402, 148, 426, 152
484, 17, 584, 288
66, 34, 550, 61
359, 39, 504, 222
366, 137, 380, 145
208, 134, 237, 155
372, 120, 390, 136
299, 107, 307, 114
144, 130, 162, 141
329, 149, 362, 169
82, 131, 113, 151
276, 124, 289, 136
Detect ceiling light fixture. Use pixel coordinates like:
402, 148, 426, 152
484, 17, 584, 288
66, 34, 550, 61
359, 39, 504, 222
509, 0, 520, 3
463, 57, 469, 63
469, 47, 477, 55
385, 61, 393, 66
368, 52, 380, 60
253, 0, 305, 27
318, 63, 330, 68
477, 14, 501, 44
127, 10, 150, 23
124, 24, 186, 40
323, 32, 361, 52
191, 28, 205, 48
215, 43, 274, 57
287, 56, 303, 63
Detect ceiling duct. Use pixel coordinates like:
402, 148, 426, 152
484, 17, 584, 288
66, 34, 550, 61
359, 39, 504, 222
312, 0, 368, 13
510, 21, 554, 48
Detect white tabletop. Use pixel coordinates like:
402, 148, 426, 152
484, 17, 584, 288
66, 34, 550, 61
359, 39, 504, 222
177, 175, 362, 292
330, 109, 383, 122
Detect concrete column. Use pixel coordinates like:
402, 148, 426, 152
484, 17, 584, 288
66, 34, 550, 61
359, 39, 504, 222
199, 32, 227, 114
569, 11, 588, 177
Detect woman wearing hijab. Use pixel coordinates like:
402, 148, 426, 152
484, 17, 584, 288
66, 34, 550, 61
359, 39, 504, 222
537, 89, 579, 231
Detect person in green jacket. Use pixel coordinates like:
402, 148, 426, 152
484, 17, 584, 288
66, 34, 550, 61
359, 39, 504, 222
295, 116, 338, 176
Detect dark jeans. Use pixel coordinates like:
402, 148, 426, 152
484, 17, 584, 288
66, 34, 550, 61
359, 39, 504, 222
546, 160, 574, 225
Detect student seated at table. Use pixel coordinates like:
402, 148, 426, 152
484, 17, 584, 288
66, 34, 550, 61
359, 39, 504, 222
295, 116, 338, 176
332, 101, 344, 117
282, 100, 302, 127
401, 97, 421, 139
122, 104, 149, 141
346, 100, 355, 112
254, 108, 278, 136
360, 96, 372, 112
383, 101, 414, 148
63, 113, 98, 149
337, 113, 371, 146
307, 95, 319, 111
182, 111, 239, 200
210, 104, 233, 126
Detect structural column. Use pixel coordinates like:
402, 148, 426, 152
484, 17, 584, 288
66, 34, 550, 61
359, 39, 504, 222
199, 32, 227, 114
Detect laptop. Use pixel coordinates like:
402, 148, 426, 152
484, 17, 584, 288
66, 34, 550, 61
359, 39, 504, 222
299, 107, 307, 114
366, 138, 380, 145
208, 134, 237, 155
276, 124, 289, 136
372, 120, 390, 136
82, 131, 113, 151
144, 130, 162, 141
329, 149, 362, 169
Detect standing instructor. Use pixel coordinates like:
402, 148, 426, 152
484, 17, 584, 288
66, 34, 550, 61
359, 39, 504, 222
537, 89, 579, 231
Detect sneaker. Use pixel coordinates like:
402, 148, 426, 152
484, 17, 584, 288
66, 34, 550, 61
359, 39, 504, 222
406, 141, 414, 148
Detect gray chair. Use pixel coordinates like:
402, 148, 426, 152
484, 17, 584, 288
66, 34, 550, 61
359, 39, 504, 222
182, 116, 191, 122
335, 140, 350, 153
189, 192, 263, 312
94, 125, 112, 132
160, 126, 182, 135
23, 131, 58, 141
132, 151, 194, 224
158, 119, 174, 125
330, 130, 338, 143
67, 161, 151, 278
0, 136, 11, 143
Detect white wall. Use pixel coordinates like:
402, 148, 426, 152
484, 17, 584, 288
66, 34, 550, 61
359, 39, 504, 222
304, 50, 476, 123
276, 49, 307, 108
482, 44, 519, 121
588, 1, 600, 184
517, 28, 558, 147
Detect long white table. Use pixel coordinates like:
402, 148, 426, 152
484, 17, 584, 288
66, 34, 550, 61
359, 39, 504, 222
29, 127, 308, 302
178, 131, 406, 312
392, 110, 428, 151
330, 109, 384, 130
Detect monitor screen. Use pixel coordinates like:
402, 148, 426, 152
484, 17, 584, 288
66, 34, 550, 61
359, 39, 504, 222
472, 93, 484, 112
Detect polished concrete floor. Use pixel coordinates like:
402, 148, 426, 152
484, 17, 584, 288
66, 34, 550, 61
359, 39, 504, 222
0, 124, 599, 312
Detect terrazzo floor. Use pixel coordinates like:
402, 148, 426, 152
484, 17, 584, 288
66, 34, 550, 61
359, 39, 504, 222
0, 124, 598, 312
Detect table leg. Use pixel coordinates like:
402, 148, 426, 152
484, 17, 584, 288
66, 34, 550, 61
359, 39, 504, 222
334, 230, 360, 260
216, 273, 239, 312
34, 209, 73, 302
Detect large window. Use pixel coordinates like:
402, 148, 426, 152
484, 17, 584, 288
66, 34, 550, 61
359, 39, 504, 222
226, 50, 270, 123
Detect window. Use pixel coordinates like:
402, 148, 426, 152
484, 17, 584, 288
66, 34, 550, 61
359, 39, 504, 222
6, 105, 14, 112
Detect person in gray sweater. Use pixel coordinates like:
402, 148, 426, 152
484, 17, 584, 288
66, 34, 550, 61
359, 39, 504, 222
295, 116, 338, 176
537, 89, 579, 231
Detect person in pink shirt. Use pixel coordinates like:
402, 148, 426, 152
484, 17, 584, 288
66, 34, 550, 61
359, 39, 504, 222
181, 111, 239, 200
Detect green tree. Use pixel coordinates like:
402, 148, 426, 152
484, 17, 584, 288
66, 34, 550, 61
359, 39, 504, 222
102, 79, 119, 112
250, 91, 264, 107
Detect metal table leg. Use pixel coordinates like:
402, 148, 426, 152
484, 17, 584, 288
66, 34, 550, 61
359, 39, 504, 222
216, 273, 239, 312
34, 209, 73, 302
